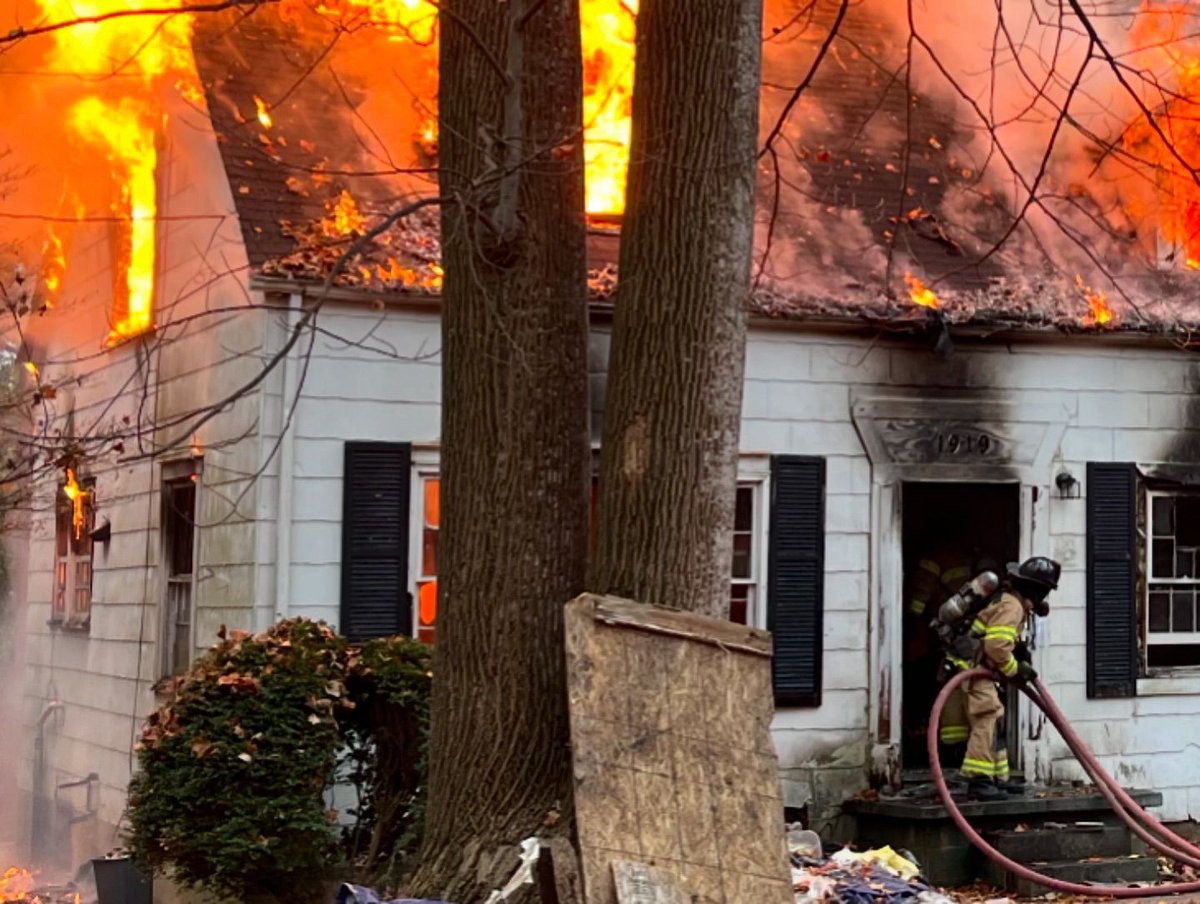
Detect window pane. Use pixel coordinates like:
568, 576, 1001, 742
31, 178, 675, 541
1174, 589, 1196, 633
422, 527, 438, 575
1153, 496, 1175, 536
729, 584, 748, 625
1154, 539, 1175, 578
1178, 547, 1197, 580
734, 486, 754, 532
424, 479, 440, 528
1177, 496, 1200, 547
56, 503, 70, 557
732, 533, 751, 579
418, 579, 437, 628
166, 482, 196, 576
1149, 590, 1171, 632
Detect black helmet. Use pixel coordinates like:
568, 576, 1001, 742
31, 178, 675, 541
1006, 557, 1061, 612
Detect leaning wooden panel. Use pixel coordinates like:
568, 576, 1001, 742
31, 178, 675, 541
565, 593, 792, 904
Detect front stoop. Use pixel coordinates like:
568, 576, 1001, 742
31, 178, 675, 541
842, 787, 1164, 888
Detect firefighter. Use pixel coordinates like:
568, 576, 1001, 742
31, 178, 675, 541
926, 549, 987, 769
939, 556, 1060, 800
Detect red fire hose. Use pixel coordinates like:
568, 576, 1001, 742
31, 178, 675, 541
928, 668, 1200, 896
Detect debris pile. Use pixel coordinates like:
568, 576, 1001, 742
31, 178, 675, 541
0, 867, 84, 904
789, 828, 958, 904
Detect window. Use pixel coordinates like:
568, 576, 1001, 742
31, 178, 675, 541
410, 474, 763, 641
415, 475, 439, 644
1146, 491, 1200, 669
730, 483, 762, 626
53, 469, 95, 628
161, 464, 199, 677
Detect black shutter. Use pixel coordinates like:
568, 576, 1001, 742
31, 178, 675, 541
341, 442, 412, 642
768, 455, 826, 707
1086, 462, 1138, 699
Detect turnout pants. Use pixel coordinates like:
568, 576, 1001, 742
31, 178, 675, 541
939, 676, 1004, 778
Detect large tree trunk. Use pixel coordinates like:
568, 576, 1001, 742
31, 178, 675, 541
590, 0, 763, 617
407, 0, 589, 899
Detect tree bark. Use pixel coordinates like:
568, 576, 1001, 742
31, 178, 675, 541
407, 1, 589, 900
590, 0, 763, 618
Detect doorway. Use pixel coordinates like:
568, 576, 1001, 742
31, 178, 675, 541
900, 482, 1020, 770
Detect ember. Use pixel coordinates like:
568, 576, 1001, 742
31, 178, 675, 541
903, 272, 939, 309
254, 95, 273, 129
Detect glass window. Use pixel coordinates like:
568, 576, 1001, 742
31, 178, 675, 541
52, 470, 95, 628
1146, 491, 1200, 668
412, 475, 765, 641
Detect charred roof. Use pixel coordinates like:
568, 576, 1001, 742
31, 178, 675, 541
192, 2, 1200, 337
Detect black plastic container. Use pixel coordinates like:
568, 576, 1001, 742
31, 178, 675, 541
92, 858, 152, 904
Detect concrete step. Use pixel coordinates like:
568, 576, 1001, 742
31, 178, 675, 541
987, 854, 1160, 898
843, 787, 1163, 887
985, 822, 1143, 862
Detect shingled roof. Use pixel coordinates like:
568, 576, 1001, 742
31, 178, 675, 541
190, 2, 1200, 335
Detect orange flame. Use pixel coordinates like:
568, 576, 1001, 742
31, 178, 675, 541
40, 228, 66, 301
63, 468, 87, 540
581, 0, 637, 214
1126, 4, 1200, 268
254, 95, 273, 129
70, 96, 160, 343
903, 271, 939, 309
1, 866, 36, 902
290, 0, 636, 214
33, 0, 195, 343
322, 190, 366, 237
1075, 274, 1115, 326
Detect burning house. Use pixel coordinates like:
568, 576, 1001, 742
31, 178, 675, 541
6, 0, 1200, 878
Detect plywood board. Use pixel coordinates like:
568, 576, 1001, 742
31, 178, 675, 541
565, 593, 792, 904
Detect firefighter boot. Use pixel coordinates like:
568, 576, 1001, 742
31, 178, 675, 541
967, 777, 1009, 802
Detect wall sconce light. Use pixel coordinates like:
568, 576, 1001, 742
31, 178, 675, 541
90, 516, 111, 544
1055, 470, 1080, 500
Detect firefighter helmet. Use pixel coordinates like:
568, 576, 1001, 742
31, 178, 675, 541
1006, 556, 1061, 595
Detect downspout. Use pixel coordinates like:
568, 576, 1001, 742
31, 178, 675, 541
31, 698, 64, 862
272, 292, 303, 624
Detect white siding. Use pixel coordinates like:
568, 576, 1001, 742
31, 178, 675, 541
14, 86, 265, 866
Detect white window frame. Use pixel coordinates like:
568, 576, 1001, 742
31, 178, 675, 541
409, 446, 441, 641
735, 455, 770, 630
405, 449, 771, 634
159, 458, 201, 678
1144, 488, 1200, 656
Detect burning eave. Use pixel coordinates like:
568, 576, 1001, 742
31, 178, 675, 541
250, 256, 1200, 350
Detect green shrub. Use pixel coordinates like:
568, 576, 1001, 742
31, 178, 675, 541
127, 619, 431, 901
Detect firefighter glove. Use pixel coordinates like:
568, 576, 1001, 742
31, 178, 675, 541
1014, 640, 1031, 664
1014, 661, 1038, 684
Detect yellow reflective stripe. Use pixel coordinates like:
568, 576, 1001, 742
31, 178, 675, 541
971, 619, 987, 634
962, 758, 996, 777
939, 727, 969, 742
919, 559, 942, 576
949, 656, 972, 670
999, 657, 1019, 677
909, 599, 927, 615
985, 626, 1018, 640
942, 566, 971, 586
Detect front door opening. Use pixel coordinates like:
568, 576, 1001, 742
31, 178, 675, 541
900, 482, 1020, 771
